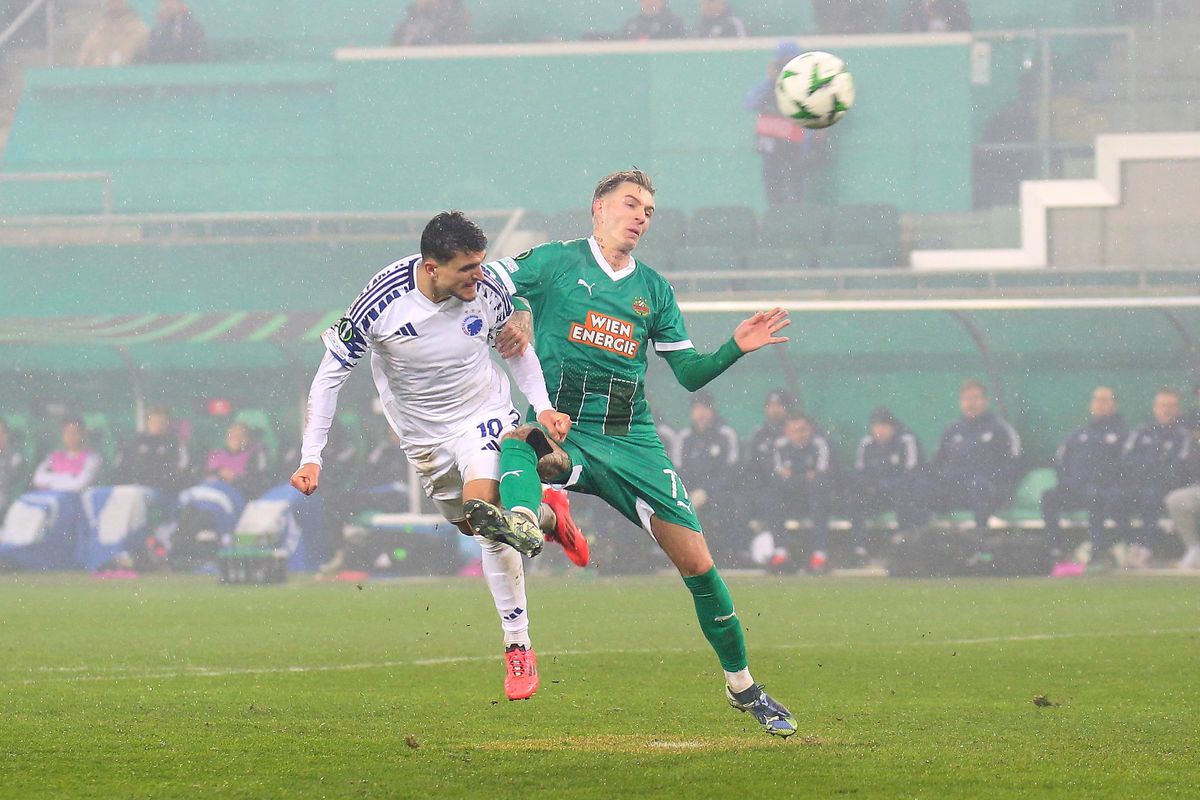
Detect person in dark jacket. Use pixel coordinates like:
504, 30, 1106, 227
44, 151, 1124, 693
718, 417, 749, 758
745, 389, 796, 485
390, 0, 471, 46
1098, 387, 1191, 567
692, 0, 747, 37
678, 391, 740, 559
621, 0, 686, 39
848, 407, 923, 561
145, 0, 206, 63
0, 418, 26, 515
1040, 387, 1125, 558
111, 407, 190, 492
744, 41, 831, 206
919, 380, 1021, 530
773, 411, 835, 571
900, 0, 972, 32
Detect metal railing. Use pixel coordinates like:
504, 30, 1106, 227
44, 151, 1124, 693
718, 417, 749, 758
972, 26, 1138, 189
0, 171, 113, 215
0, 0, 55, 62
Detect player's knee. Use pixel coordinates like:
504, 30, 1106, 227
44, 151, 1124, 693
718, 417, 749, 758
500, 424, 538, 443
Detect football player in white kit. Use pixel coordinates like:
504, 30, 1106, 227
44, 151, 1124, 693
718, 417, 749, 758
291, 211, 579, 700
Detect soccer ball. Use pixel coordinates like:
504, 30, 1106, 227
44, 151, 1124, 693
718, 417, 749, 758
774, 51, 855, 130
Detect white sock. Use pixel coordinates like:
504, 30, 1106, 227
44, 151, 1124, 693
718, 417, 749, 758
725, 668, 755, 693
475, 535, 531, 648
512, 505, 538, 525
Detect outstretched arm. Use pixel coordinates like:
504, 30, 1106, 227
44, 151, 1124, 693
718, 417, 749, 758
292, 351, 353, 496
502, 344, 571, 442
660, 308, 790, 392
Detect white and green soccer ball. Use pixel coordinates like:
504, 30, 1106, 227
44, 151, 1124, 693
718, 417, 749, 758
774, 51, 855, 130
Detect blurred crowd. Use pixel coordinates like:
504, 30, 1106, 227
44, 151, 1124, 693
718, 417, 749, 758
653, 381, 1200, 573
69, 0, 981, 70
3, 377, 1199, 576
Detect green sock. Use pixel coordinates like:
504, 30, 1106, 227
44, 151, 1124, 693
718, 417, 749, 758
499, 438, 542, 518
682, 566, 748, 673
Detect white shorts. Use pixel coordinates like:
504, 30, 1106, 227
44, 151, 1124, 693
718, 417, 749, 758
391, 398, 522, 523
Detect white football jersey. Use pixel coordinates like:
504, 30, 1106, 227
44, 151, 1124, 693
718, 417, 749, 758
320, 254, 515, 445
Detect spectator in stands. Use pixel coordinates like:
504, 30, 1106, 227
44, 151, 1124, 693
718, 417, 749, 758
974, 71, 1039, 207
900, 0, 972, 32
919, 380, 1021, 531
692, 0, 747, 38
1040, 387, 1125, 560
204, 421, 270, 497
390, 0, 471, 47
848, 407, 923, 564
677, 391, 740, 559
1165, 410, 1200, 570
1098, 387, 1191, 568
0, 419, 26, 515
812, 0, 887, 34
773, 411, 835, 572
744, 42, 831, 206
745, 389, 796, 487
145, 0, 206, 63
31, 419, 102, 493
621, 0, 686, 40
78, 0, 149, 67
111, 407, 190, 492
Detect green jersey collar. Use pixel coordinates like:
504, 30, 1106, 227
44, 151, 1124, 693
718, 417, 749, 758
587, 236, 638, 282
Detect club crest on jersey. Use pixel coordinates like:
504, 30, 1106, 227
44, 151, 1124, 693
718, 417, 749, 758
632, 297, 651, 317
568, 310, 639, 358
462, 315, 485, 337
337, 317, 356, 342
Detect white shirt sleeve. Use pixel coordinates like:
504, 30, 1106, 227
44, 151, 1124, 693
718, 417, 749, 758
299, 351, 354, 468
503, 345, 552, 415
33, 452, 102, 492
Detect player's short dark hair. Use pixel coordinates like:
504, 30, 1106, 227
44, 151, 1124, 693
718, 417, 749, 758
785, 410, 811, 425
960, 379, 987, 396
420, 211, 488, 264
592, 170, 656, 205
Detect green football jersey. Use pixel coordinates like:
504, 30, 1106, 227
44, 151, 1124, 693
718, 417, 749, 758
485, 237, 693, 437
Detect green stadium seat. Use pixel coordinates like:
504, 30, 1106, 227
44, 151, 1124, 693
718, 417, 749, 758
842, 273, 919, 292
1003, 468, 1058, 523
760, 204, 829, 249
685, 206, 758, 248
816, 243, 895, 269
635, 208, 686, 271
545, 209, 592, 242
819, 204, 901, 268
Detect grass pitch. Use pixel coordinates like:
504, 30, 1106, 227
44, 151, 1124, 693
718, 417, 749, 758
2, 572, 1198, 799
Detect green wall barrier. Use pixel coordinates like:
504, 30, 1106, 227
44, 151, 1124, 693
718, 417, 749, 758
4, 41, 974, 215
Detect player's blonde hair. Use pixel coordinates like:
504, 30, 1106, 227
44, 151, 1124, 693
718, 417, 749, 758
592, 170, 656, 205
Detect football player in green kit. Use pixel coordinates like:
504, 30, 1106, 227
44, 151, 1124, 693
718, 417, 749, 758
471, 170, 797, 737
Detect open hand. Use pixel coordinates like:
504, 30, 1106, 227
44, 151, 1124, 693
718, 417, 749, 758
495, 310, 532, 358
733, 307, 790, 353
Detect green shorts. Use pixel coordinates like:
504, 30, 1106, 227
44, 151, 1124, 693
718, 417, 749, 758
545, 425, 703, 535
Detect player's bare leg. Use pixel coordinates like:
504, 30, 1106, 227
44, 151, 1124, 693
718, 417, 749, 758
461, 479, 539, 700
651, 516, 797, 737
